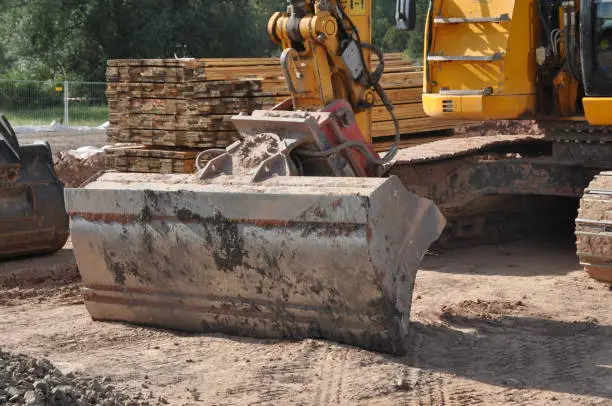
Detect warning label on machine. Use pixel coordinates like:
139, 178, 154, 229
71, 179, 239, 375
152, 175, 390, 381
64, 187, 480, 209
347, 0, 366, 16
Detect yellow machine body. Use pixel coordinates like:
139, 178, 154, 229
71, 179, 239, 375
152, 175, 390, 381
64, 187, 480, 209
422, 1, 538, 120
268, 0, 375, 141
422, 0, 612, 127
420, 0, 612, 284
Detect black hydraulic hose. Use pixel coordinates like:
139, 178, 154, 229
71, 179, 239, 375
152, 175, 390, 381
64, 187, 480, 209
291, 0, 307, 18
565, 11, 580, 81
333, 6, 401, 165
538, 0, 552, 36
360, 42, 385, 85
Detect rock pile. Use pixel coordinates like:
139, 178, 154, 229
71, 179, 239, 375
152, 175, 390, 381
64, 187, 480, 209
0, 349, 160, 406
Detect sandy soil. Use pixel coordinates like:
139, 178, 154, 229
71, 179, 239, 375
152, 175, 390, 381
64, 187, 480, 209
2, 125, 610, 405
0, 235, 610, 406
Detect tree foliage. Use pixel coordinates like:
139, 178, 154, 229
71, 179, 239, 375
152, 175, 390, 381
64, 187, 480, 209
0, 0, 429, 81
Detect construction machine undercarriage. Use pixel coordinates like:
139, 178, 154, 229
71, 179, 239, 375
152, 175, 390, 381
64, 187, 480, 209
390, 123, 612, 284
65, 0, 611, 358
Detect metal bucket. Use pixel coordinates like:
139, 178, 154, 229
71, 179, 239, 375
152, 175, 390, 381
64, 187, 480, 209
66, 172, 445, 354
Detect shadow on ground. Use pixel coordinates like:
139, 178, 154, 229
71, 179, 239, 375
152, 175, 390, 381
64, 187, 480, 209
386, 316, 612, 399
422, 237, 582, 277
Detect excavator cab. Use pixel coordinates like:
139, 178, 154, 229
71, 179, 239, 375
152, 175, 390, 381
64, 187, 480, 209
582, 0, 612, 95
0, 115, 69, 258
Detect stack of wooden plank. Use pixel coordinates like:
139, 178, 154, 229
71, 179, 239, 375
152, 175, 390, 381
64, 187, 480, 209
105, 146, 199, 174
105, 54, 468, 174
106, 58, 287, 148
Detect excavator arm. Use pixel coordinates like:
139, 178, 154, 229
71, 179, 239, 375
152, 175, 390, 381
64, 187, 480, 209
267, 0, 390, 144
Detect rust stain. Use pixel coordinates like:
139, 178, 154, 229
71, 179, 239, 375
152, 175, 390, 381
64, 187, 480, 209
365, 224, 373, 241
68, 212, 139, 224
331, 199, 343, 210
69, 211, 362, 231
82, 288, 388, 330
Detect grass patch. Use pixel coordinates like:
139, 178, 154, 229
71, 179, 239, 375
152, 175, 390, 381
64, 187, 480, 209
3, 105, 108, 127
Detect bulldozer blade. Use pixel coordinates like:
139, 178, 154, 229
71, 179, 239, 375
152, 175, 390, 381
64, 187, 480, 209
66, 173, 445, 354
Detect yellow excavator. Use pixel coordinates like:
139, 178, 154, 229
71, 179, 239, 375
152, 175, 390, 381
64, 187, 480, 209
65, 0, 611, 355
414, 0, 611, 284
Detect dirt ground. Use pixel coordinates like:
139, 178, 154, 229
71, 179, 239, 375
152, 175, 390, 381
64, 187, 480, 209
16, 131, 108, 152
1, 233, 610, 406
3, 126, 610, 405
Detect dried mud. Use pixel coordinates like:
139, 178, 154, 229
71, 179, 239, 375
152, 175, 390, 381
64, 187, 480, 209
53, 152, 108, 188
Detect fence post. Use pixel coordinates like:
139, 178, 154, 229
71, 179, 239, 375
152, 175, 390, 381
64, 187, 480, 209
63, 81, 69, 125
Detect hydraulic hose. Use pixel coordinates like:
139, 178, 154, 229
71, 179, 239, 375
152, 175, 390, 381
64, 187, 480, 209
331, 5, 402, 166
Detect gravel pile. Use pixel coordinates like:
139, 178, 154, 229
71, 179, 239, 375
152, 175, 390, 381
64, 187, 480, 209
0, 349, 161, 405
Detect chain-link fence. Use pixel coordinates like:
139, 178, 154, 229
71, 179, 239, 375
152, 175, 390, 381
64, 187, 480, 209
0, 79, 107, 127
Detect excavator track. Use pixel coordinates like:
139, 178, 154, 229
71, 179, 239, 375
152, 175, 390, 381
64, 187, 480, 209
391, 125, 612, 284
541, 121, 612, 283
389, 133, 575, 247
576, 172, 612, 284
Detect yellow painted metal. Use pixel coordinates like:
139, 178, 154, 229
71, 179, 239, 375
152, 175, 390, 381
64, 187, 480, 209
583, 97, 612, 125
423, 0, 537, 120
268, 0, 374, 141
423, 94, 536, 120
553, 71, 580, 117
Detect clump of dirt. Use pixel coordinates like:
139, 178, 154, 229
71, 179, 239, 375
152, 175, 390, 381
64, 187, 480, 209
0, 348, 162, 405
458, 120, 544, 137
440, 299, 527, 322
232, 133, 280, 175
53, 152, 108, 188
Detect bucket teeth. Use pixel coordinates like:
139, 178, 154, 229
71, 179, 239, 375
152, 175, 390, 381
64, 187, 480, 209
66, 172, 445, 355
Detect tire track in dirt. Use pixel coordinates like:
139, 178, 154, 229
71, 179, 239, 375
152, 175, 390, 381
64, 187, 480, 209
250, 340, 322, 405
543, 327, 604, 399
497, 387, 541, 406
402, 324, 450, 406
315, 347, 349, 405
490, 331, 539, 406
414, 369, 447, 406
448, 387, 485, 405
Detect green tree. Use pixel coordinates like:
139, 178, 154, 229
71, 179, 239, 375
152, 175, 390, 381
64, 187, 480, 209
0, 0, 281, 81
0, 0, 430, 81
372, 0, 429, 61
